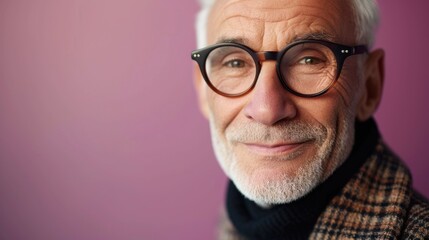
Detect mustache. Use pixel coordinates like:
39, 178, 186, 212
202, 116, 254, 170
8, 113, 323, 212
225, 121, 328, 144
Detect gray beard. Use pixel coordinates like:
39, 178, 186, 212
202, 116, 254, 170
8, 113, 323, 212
209, 116, 355, 206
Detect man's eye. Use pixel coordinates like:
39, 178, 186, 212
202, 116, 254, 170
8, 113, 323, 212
224, 59, 245, 68
298, 57, 322, 65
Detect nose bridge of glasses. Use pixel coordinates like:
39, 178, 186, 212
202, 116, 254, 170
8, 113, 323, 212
257, 51, 279, 62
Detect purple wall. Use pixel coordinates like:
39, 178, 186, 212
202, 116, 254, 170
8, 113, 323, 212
374, 2, 429, 199
0, 1, 427, 239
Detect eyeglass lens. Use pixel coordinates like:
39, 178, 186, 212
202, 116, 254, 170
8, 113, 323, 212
206, 46, 257, 95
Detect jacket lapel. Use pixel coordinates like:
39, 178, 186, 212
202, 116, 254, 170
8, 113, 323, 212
310, 143, 411, 239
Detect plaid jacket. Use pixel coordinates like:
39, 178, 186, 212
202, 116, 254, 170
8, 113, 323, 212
218, 142, 429, 239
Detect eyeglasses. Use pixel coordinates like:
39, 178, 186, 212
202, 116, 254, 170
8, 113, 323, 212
191, 39, 368, 98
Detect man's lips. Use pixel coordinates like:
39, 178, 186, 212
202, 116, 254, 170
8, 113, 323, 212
243, 141, 310, 155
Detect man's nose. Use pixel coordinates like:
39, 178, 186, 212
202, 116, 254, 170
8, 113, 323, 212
243, 62, 297, 126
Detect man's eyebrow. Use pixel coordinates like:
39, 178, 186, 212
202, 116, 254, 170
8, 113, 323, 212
216, 37, 249, 45
291, 32, 336, 43
290, 32, 335, 43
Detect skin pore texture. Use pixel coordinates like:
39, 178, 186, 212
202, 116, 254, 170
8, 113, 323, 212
195, 0, 384, 206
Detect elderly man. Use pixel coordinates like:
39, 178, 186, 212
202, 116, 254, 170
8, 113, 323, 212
191, 0, 429, 239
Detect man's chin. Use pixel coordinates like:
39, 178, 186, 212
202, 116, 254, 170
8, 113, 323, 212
230, 162, 323, 205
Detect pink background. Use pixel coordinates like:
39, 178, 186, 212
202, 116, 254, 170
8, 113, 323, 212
0, 1, 428, 239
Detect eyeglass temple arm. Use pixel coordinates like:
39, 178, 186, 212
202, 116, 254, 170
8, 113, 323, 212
353, 45, 368, 54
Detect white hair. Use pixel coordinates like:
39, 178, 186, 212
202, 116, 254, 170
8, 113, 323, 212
195, 0, 379, 48
195, 0, 214, 49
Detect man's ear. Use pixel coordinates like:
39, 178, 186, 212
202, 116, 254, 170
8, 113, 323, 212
194, 65, 210, 119
356, 49, 385, 121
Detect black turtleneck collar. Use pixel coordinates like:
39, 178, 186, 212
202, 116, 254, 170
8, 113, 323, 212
226, 118, 380, 240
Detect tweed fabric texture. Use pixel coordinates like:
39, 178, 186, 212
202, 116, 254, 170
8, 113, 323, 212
218, 142, 429, 239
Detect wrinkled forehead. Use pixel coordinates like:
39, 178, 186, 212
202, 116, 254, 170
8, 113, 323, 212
207, 0, 357, 49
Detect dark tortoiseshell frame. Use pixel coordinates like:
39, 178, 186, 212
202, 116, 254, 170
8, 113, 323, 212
191, 39, 368, 98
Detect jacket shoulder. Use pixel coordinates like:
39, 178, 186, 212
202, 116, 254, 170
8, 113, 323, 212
402, 190, 429, 239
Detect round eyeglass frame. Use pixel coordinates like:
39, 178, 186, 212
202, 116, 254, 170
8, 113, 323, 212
191, 39, 368, 98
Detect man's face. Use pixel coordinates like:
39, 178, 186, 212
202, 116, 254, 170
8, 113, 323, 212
196, 0, 368, 205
